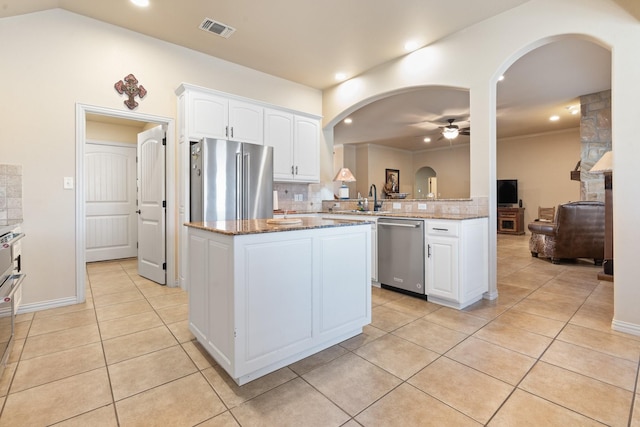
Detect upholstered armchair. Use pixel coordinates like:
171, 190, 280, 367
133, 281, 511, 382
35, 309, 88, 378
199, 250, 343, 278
528, 201, 605, 264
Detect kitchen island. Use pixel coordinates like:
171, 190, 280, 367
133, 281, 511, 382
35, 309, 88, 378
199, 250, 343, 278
185, 217, 371, 385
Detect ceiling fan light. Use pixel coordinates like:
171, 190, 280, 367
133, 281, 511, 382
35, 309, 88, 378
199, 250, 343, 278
443, 128, 459, 139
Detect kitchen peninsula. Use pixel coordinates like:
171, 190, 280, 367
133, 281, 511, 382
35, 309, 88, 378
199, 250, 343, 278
185, 217, 371, 385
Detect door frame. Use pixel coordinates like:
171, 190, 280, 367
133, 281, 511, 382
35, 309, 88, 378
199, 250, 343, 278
75, 103, 176, 303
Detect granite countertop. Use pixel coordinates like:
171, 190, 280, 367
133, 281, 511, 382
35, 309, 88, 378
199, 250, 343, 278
185, 217, 373, 236
321, 210, 487, 220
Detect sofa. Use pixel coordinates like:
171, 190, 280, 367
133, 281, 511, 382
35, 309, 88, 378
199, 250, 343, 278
528, 201, 605, 264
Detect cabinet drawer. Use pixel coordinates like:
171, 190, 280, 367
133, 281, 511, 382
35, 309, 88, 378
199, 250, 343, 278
426, 221, 459, 237
499, 212, 517, 218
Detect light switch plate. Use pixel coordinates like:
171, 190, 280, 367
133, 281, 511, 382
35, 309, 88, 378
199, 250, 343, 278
63, 177, 74, 189
418, 203, 427, 210
393, 202, 401, 209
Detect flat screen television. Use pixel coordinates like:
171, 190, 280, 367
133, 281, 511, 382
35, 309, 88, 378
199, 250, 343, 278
497, 179, 518, 206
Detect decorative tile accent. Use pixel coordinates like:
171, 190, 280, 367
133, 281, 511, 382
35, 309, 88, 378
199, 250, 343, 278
0, 164, 23, 225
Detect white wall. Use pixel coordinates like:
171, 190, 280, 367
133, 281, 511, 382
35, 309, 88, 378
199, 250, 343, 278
86, 121, 144, 143
323, 0, 640, 332
498, 129, 581, 224
353, 145, 413, 198
0, 9, 322, 308
412, 144, 471, 199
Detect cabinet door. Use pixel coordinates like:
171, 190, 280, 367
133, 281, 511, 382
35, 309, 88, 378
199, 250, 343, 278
188, 233, 209, 343
264, 108, 295, 180
371, 225, 378, 282
293, 116, 320, 182
188, 92, 228, 140
426, 236, 459, 301
229, 100, 263, 144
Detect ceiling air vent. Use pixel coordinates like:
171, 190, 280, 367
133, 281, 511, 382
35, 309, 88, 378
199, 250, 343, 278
199, 18, 236, 38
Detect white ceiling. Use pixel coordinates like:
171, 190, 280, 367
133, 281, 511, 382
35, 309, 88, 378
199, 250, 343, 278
1, 1, 622, 150
0, 0, 531, 90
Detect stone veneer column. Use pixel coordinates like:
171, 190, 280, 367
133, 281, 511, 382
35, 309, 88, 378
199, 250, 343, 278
580, 90, 611, 201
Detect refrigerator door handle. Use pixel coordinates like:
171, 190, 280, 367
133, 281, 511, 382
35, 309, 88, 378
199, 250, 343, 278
243, 153, 250, 219
236, 153, 243, 220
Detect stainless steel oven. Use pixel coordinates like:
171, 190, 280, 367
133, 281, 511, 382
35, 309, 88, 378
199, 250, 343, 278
0, 231, 26, 374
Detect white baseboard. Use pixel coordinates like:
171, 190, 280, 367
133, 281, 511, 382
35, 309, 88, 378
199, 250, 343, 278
15, 296, 81, 315
611, 318, 640, 337
483, 290, 499, 300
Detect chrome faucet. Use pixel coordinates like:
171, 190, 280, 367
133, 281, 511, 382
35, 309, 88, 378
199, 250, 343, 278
369, 184, 379, 211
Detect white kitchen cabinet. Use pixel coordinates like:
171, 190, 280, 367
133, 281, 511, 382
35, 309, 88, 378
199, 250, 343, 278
179, 85, 263, 144
187, 222, 371, 385
319, 214, 377, 282
264, 108, 294, 179
293, 115, 320, 182
371, 224, 378, 282
425, 218, 488, 309
426, 233, 459, 302
265, 108, 320, 182
228, 99, 264, 144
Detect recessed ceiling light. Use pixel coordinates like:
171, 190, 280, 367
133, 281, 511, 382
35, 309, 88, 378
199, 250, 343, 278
344, 118, 353, 124
423, 137, 431, 143
404, 40, 419, 52
335, 72, 347, 81
566, 105, 580, 115
549, 115, 560, 121
130, 0, 149, 7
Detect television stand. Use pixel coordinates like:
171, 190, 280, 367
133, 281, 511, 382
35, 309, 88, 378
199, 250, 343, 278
497, 207, 525, 235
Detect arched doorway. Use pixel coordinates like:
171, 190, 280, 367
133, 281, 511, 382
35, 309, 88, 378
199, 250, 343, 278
415, 166, 437, 199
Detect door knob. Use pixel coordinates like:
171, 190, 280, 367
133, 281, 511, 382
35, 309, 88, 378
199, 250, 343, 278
136, 210, 141, 214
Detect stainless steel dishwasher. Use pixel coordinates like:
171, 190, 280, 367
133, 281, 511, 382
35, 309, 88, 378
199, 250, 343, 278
377, 218, 425, 296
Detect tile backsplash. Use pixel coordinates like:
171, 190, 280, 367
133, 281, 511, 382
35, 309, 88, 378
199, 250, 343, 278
273, 182, 334, 212
0, 164, 23, 225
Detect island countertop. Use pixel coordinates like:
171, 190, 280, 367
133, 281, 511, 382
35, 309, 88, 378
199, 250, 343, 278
185, 216, 372, 236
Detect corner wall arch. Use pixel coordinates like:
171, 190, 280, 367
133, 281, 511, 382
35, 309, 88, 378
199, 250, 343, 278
321, 0, 639, 334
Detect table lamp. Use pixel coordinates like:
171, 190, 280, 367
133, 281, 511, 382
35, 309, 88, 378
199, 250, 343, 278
333, 168, 356, 199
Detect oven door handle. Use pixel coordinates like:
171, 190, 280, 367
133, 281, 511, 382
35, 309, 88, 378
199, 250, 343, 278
0, 273, 26, 303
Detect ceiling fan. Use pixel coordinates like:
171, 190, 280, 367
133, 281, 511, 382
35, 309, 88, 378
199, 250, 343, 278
440, 118, 470, 140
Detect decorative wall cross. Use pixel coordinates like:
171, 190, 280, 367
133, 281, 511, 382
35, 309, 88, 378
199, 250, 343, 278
114, 74, 147, 110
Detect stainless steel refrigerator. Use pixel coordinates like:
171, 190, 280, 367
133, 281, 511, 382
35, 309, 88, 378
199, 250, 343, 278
190, 138, 273, 222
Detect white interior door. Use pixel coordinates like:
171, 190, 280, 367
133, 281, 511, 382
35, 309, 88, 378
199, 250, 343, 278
85, 142, 137, 262
137, 125, 166, 284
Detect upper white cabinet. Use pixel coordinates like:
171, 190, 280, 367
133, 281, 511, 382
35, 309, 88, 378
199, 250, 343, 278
293, 116, 320, 182
264, 108, 294, 179
265, 108, 320, 182
180, 87, 263, 145
228, 100, 264, 145
187, 91, 228, 140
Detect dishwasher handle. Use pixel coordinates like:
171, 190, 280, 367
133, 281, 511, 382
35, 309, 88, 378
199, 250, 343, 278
378, 221, 422, 228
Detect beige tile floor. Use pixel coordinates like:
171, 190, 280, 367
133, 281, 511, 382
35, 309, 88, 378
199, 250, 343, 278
1, 234, 639, 426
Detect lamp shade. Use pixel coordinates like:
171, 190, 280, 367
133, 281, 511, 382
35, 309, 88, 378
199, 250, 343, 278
590, 151, 613, 173
333, 168, 356, 182
333, 167, 355, 199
